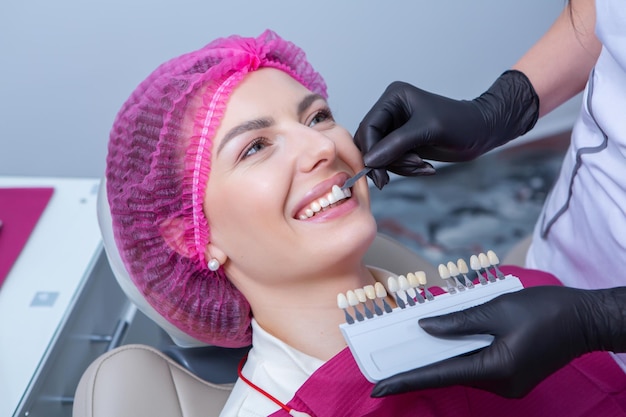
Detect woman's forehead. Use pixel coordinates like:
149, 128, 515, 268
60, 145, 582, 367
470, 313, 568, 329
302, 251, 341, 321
213, 69, 324, 137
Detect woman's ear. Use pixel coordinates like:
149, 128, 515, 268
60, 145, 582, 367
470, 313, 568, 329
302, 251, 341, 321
160, 216, 192, 257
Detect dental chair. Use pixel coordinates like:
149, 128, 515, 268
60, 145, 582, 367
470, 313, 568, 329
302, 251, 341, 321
72, 179, 443, 417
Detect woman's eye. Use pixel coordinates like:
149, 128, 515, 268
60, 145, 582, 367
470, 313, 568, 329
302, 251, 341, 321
242, 138, 268, 159
309, 108, 334, 128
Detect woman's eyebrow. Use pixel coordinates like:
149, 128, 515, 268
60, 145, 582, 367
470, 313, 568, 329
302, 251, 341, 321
216, 118, 273, 155
298, 93, 326, 117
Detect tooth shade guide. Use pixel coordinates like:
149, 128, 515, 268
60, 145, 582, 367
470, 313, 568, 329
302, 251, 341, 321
338, 268, 524, 382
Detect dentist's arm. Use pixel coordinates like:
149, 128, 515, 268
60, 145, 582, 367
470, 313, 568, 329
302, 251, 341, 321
371, 285, 626, 399
354, 0, 601, 189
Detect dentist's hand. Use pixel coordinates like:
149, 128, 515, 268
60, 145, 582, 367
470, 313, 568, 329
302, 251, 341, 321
370, 285, 626, 399
354, 70, 539, 189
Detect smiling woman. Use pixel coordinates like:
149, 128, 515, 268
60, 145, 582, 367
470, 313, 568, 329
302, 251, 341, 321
104, 30, 626, 417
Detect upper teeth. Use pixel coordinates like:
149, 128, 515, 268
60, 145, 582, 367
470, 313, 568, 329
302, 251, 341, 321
299, 185, 352, 220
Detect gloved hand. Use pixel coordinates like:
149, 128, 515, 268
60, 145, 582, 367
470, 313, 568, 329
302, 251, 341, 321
354, 70, 539, 189
370, 285, 626, 399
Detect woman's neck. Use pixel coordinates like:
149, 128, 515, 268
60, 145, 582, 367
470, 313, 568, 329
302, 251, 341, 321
248, 264, 394, 361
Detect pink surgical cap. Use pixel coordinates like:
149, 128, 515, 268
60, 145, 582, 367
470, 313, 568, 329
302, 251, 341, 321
106, 30, 327, 347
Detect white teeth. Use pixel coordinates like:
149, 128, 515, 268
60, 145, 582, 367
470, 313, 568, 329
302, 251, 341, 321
327, 191, 338, 204
331, 185, 344, 201
387, 276, 399, 293
407, 272, 419, 288
298, 184, 351, 219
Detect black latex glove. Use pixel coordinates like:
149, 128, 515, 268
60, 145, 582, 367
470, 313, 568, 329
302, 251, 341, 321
371, 285, 626, 399
354, 70, 539, 189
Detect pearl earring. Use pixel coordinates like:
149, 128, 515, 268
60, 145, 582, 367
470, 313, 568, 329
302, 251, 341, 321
208, 258, 221, 272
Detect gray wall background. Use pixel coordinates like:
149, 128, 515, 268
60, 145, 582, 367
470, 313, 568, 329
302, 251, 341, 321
0, 0, 578, 178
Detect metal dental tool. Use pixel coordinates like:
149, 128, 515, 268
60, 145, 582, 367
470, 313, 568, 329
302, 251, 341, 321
341, 167, 372, 190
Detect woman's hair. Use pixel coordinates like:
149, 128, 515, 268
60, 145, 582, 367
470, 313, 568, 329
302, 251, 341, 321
106, 30, 327, 347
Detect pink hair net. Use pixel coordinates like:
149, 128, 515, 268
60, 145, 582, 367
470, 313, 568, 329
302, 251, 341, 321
106, 30, 327, 347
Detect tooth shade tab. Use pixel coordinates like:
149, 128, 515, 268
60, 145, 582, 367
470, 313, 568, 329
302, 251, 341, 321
387, 276, 399, 293
375, 282, 387, 298
337, 293, 349, 309
487, 250, 500, 265
364, 285, 376, 300
457, 259, 469, 274
478, 253, 490, 268
438, 264, 451, 279
346, 290, 359, 307
415, 271, 427, 286
355, 288, 367, 303
407, 272, 419, 288
447, 261, 460, 276
398, 275, 410, 291
470, 255, 481, 271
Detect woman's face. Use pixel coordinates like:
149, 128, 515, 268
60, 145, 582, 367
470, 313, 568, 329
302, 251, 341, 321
203, 68, 377, 287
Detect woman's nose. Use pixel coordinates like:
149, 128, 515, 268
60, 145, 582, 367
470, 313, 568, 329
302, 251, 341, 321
292, 126, 337, 173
